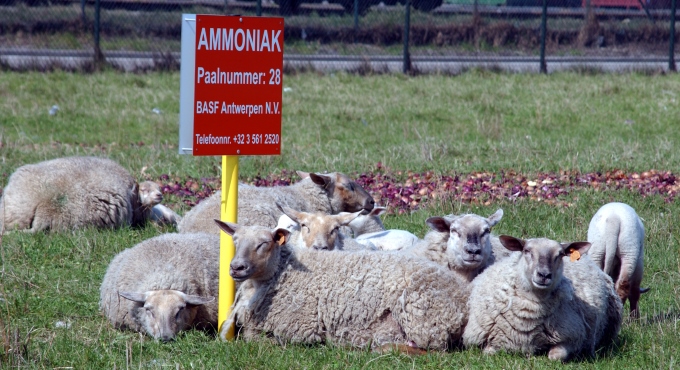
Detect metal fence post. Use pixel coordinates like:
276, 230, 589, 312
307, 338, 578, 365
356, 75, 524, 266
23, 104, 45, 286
671, 0, 677, 72
94, 0, 105, 66
257, 0, 262, 16
539, 0, 548, 74
354, 0, 359, 33
81, 0, 86, 31
403, 0, 411, 74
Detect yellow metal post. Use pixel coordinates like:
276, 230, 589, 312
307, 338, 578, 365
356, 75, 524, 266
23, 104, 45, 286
218, 155, 238, 339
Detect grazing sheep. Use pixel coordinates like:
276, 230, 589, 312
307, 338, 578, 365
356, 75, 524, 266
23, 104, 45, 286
177, 171, 375, 234
276, 205, 369, 251
463, 236, 622, 361
404, 209, 504, 282
100, 233, 219, 341
0, 156, 164, 232
215, 220, 470, 351
587, 202, 650, 318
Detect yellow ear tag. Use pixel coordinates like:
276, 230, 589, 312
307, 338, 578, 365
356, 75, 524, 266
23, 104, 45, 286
276, 235, 286, 246
570, 250, 581, 262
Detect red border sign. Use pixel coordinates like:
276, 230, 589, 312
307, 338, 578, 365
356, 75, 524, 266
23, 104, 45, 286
193, 15, 284, 156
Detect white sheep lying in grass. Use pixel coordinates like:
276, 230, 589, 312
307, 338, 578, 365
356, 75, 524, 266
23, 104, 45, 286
99, 233, 218, 341
463, 235, 622, 361
276, 205, 370, 251
340, 207, 420, 251
404, 209, 504, 282
587, 202, 650, 318
215, 220, 471, 352
177, 171, 375, 234
0, 156, 165, 232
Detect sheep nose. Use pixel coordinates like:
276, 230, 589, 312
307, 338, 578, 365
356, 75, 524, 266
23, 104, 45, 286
160, 334, 174, 342
536, 271, 552, 280
313, 245, 328, 250
231, 262, 247, 272
365, 198, 375, 209
465, 246, 482, 255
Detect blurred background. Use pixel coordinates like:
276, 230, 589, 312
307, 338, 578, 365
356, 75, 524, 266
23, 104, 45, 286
0, 0, 678, 72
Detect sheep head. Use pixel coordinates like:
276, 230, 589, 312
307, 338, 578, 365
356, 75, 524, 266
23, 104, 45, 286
214, 219, 290, 283
346, 206, 387, 236
277, 204, 362, 250
138, 181, 163, 207
425, 209, 503, 274
500, 235, 591, 293
118, 290, 214, 341
298, 171, 375, 213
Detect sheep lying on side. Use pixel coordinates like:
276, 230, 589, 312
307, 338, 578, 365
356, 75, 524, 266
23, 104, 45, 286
276, 205, 370, 251
339, 207, 420, 251
99, 233, 219, 341
463, 235, 622, 361
178, 171, 375, 234
404, 209, 504, 282
587, 202, 650, 318
215, 220, 470, 351
0, 156, 164, 232
341, 206, 387, 236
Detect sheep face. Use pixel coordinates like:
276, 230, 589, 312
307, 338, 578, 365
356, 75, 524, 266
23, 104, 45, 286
347, 207, 387, 235
214, 220, 289, 282
426, 209, 503, 271
118, 290, 214, 341
299, 171, 375, 213
138, 181, 163, 207
279, 205, 361, 250
500, 236, 591, 292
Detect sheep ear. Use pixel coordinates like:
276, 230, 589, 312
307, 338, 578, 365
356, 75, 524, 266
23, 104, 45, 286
370, 207, 387, 217
296, 170, 310, 179
339, 211, 363, 226
214, 219, 239, 236
182, 293, 215, 306
277, 204, 301, 223
426, 216, 450, 233
562, 241, 591, 258
487, 209, 504, 227
499, 235, 525, 252
309, 172, 332, 188
119, 291, 147, 303
273, 228, 290, 246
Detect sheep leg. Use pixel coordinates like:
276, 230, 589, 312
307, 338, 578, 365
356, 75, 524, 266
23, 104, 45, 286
547, 344, 570, 361
627, 261, 645, 318
482, 345, 498, 355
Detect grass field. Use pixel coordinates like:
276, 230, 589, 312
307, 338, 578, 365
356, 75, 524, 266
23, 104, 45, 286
1, 70, 679, 368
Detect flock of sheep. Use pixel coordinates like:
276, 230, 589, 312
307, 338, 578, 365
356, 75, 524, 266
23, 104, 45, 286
0, 156, 649, 361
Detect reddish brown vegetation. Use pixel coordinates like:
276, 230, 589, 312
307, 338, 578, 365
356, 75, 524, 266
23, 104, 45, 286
155, 165, 679, 214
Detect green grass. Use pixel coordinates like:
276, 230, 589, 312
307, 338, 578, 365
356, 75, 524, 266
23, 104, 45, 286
1, 70, 679, 368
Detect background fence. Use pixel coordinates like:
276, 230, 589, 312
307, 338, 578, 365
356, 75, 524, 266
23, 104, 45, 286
0, 0, 678, 73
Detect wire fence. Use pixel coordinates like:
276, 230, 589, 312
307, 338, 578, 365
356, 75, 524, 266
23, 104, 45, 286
0, 0, 677, 73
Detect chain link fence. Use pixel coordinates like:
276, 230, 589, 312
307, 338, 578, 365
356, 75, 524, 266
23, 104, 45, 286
0, 0, 677, 73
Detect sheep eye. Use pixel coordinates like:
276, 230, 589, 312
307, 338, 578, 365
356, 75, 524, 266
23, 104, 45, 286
450, 230, 459, 237
481, 229, 490, 237
347, 183, 355, 191
256, 242, 267, 251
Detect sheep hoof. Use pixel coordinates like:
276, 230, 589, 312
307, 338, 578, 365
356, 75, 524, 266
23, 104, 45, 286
482, 346, 498, 355
548, 346, 569, 361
